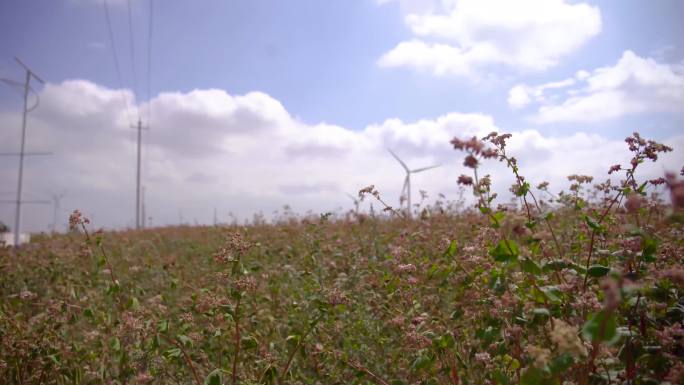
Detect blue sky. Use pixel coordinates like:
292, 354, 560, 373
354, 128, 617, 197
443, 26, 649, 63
1, 0, 681, 132
0, 0, 683, 231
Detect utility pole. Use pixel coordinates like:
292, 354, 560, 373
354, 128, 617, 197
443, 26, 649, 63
132, 119, 148, 229
142, 186, 146, 229
213, 207, 218, 226
0, 58, 45, 246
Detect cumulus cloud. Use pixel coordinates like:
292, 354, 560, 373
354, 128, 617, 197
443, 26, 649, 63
507, 76, 580, 110
507, 85, 533, 109
378, 0, 601, 77
0, 80, 681, 232
508, 50, 684, 123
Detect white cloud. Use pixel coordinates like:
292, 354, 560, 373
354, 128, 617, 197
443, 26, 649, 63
378, 0, 601, 77
510, 50, 684, 123
508, 85, 532, 109
507, 76, 578, 109
0, 80, 681, 232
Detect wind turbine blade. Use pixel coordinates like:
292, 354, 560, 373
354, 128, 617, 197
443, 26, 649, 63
411, 165, 441, 173
387, 148, 409, 172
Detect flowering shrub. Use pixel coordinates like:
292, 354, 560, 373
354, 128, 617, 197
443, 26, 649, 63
1, 133, 682, 384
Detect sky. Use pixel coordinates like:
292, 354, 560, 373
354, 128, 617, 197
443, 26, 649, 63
0, 0, 683, 232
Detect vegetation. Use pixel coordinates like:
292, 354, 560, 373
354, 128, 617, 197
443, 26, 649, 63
1, 132, 683, 384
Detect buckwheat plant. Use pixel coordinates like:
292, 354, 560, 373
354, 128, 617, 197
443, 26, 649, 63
450, 131, 682, 384
0, 133, 681, 385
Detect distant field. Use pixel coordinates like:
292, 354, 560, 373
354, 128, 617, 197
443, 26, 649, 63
2, 133, 683, 385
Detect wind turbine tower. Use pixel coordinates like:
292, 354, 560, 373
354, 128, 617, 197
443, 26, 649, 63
387, 149, 440, 219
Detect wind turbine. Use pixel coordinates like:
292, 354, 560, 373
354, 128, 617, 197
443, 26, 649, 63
50, 192, 65, 233
388, 149, 440, 218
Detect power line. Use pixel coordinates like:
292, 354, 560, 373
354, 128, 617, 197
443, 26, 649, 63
126, 0, 140, 122
146, 0, 154, 124
103, 0, 134, 127
101, 0, 153, 230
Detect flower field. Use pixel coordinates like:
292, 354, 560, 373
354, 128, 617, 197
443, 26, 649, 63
1, 133, 683, 385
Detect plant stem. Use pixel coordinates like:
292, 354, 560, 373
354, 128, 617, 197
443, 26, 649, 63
161, 334, 202, 385
344, 359, 389, 385
232, 295, 241, 385
80, 222, 118, 287
279, 314, 324, 384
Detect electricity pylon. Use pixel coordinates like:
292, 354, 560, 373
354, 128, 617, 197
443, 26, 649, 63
0, 58, 47, 246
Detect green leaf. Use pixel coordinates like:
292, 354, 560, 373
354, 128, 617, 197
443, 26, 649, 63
204, 369, 222, 385
260, 365, 277, 385
110, 337, 121, 352
493, 370, 510, 385
177, 335, 193, 347
642, 237, 657, 262
542, 259, 585, 274
542, 260, 570, 272
151, 334, 160, 349
587, 265, 610, 278
520, 367, 548, 385
539, 286, 562, 304
129, 296, 140, 310
241, 335, 258, 350
582, 311, 619, 345
520, 258, 542, 276
532, 308, 550, 318
584, 215, 603, 233
643, 237, 657, 254
489, 240, 520, 262
158, 320, 169, 333
48, 354, 60, 366
490, 211, 505, 227
443, 240, 458, 258
516, 182, 530, 197
433, 333, 455, 350
637, 181, 648, 194
549, 354, 574, 374
106, 281, 120, 295
164, 347, 182, 359
83, 308, 94, 318
286, 334, 300, 347
411, 354, 434, 372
